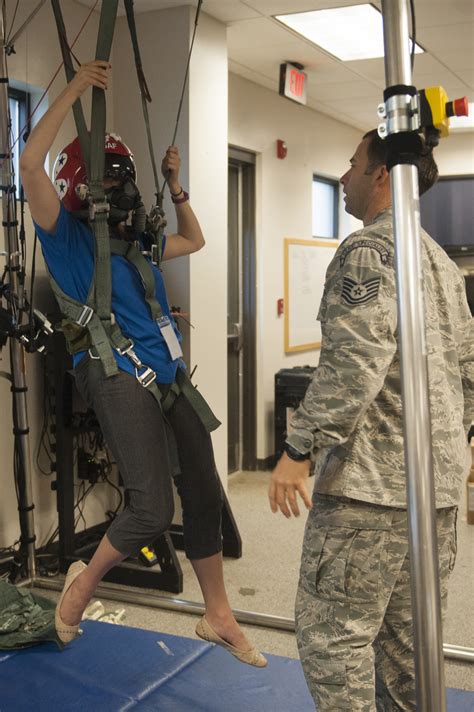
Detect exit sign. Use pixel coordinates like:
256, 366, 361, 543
279, 63, 307, 106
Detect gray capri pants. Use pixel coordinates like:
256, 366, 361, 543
75, 355, 224, 560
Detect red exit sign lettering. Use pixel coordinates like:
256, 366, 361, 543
279, 63, 307, 106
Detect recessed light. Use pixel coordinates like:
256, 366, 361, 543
276, 4, 423, 62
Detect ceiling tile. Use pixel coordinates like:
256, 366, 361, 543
202, 1, 260, 23
228, 59, 279, 93
229, 44, 308, 83
323, 95, 383, 119
413, 69, 471, 90
344, 57, 385, 81
349, 53, 459, 83
244, 0, 371, 14
307, 80, 381, 102
227, 17, 300, 48
306, 63, 364, 85
453, 69, 474, 88
435, 49, 474, 72
418, 23, 474, 53
410, 0, 474, 28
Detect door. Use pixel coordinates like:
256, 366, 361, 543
227, 148, 256, 473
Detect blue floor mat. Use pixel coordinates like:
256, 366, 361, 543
0, 621, 471, 711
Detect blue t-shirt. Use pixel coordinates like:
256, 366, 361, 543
35, 204, 183, 383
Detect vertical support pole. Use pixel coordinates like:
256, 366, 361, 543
0, 12, 36, 580
381, 2, 446, 710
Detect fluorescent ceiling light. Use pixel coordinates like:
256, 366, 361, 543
449, 102, 474, 132
276, 4, 424, 62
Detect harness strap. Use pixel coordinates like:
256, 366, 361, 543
51, 0, 90, 173
161, 381, 181, 412
51, 0, 119, 332
47, 269, 118, 378
51, 264, 218, 429
176, 368, 221, 432
124, 0, 165, 268
124, 0, 159, 197
89, 2, 118, 328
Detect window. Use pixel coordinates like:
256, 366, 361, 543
312, 175, 339, 239
8, 88, 29, 191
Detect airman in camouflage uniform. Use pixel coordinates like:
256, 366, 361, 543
269, 130, 474, 711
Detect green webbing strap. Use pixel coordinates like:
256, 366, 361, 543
51, 0, 119, 376
89, 1, 118, 186
109, 239, 164, 321
176, 369, 221, 433
89, 1, 118, 327
50, 0, 90, 173
161, 382, 181, 412
49, 268, 219, 429
124, 0, 160, 198
51, 0, 119, 336
47, 271, 118, 377
123, 0, 165, 270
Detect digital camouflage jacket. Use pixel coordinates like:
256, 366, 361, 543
287, 209, 473, 508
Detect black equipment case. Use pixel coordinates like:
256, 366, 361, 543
274, 366, 316, 460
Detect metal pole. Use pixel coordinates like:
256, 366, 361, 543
30, 576, 474, 663
381, 2, 446, 710
0, 11, 36, 580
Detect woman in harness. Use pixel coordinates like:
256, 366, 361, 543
20, 59, 267, 668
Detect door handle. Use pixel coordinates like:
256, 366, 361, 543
227, 322, 243, 352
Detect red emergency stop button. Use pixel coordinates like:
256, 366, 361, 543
454, 96, 469, 116
446, 96, 469, 117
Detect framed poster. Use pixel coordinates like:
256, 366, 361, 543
284, 238, 337, 353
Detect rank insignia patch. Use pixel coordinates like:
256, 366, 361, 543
342, 276, 381, 305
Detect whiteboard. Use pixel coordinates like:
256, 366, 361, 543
284, 238, 338, 353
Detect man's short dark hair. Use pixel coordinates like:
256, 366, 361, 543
362, 128, 439, 195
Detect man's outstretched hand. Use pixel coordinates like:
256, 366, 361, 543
268, 454, 312, 518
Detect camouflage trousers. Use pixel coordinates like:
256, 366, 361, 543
295, 494, 457, 712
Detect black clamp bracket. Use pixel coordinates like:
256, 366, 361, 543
377, 84, 423, 172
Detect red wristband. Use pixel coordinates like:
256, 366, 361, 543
171, 190, 189, 205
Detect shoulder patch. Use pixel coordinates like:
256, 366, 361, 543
341, 275, 381, 306
339, 239, 390, 267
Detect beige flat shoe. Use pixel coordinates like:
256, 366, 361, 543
55, 560, 87, 644
195, 616, 268, 668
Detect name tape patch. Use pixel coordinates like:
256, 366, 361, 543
339, 240, 390, 267
342, 275, 381, 306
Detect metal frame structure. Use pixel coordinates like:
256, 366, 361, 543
0, 5, 36, 582
1, 2, 472, 699
380, 2, 451, 709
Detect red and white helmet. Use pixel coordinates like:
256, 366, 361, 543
52, 133, 136, 212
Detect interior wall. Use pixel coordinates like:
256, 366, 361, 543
434, 132, 474, 175
228, 73, 362, 461
188, 14, 228, 472
1, 0, 113, 551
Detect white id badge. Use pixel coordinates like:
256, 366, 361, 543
157, 316, 183, 360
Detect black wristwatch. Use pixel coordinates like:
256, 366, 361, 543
283, 442, 311, 461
